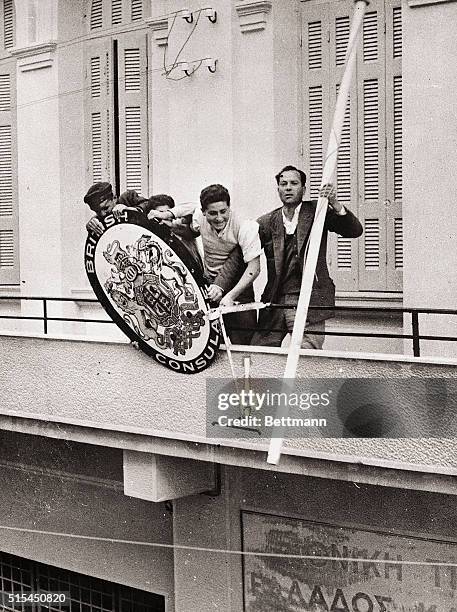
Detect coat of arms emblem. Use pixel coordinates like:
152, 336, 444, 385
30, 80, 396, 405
85, 214, 220, 372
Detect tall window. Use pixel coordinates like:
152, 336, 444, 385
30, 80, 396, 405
85, 0, 149, 196
0, 0, 18, 285
302, 0, 402, 292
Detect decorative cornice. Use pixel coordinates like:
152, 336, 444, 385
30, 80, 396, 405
408, 0, 456, 6
145, 16, 169, 46
235, 0, 272, 33
11, 41, 57, 59
11, 41, 57, 72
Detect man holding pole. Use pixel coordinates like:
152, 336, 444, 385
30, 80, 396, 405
251, 165, 362, 349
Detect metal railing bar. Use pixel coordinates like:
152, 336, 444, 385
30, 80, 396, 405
0, 296, 98, 303
0, 315, 48, 321
42, 299, 47, 335
42, 317, 113, 324
0, 315, 112, 324
0, 297, 456, 353
0, 296, 456, 316
418, 335, 457, 342
411, 310, 420, 356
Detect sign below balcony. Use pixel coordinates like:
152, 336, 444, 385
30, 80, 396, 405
84, 212, 220, 374
242, 511, 457, 611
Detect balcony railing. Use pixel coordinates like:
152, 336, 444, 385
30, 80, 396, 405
0, 296, 456, 358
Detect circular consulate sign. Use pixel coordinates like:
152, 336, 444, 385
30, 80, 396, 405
84, 211, 221, 373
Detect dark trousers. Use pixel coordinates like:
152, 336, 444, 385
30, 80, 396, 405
251, 293, 325, 349
224, 309, 257, 345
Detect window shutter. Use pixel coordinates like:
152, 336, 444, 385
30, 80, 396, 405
392, 5, 402, 58
2, 0, 14, 50
364, 218, 381, 268
131, 0, 143, 22
111, 0, 122, 25
302, 0, 402, 294
385, 0, 402, 289
0, 61, 18, 284
307, 21, 322, 70
393, 75, 402, 201
335, 16, 349, 66
357, 0, 387, 291
117, 32, 149, 195
85, 40, 114, 189
394, 217, 403, 269
308, 85, 324, 199
302, 2, 330, 202
327, 1, 359, 290
90, 0, 103, 30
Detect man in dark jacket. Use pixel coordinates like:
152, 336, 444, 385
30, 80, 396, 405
251, 165, 363, 348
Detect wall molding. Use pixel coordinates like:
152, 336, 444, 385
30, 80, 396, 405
146, 16, 169, 46
235, 0, 272, 33
11, 41, 57, 72
408, 0, 456, 7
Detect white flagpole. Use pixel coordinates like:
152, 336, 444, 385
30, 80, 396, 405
267, 0, 369, 465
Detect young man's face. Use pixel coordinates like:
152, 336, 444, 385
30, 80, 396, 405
203, 201, 230, 232
277, 170, 305, 206
90, 197, 114, 219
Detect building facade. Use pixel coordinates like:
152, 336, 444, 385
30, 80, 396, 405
1, 0, 457, 610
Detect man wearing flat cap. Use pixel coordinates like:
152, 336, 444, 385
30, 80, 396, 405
83, 182, 150, 236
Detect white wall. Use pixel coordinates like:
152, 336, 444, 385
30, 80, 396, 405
149, 0, 300, 218
403, 0, 457, 357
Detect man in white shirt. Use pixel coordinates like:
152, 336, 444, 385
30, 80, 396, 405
251, 165, 363, 348
149, 184, 261, 345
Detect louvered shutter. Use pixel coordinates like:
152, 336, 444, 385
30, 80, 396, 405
90, 0, 104, 30
111, 0, 123, 25
302, 2, 330, 202
0, 60, 18, 284
302, 0, 403, 294
2, 0, 14, 50
357, 0, 388, 290
117, 32, 149, 194
385, 0, 403, 290
85, 39, 115, 189
327, 1, 359, 290
130, 0, 144, 22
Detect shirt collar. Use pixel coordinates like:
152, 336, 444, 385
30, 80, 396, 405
282, 202, 302, 235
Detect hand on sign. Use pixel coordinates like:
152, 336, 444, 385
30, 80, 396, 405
112, 203, 128, 219
86, 216, 104, 236
206, 284, 224, 303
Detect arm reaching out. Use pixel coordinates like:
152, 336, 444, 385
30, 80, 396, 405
220, 257, 260, 307
148, 202, 197, 220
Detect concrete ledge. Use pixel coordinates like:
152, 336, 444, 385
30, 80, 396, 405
2, 335, 457, 484
0, 413, 457, 495
1, 330, 457, 366
123, 450, 215, 501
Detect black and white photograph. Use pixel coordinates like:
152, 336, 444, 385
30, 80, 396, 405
1, 0, 457, 610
